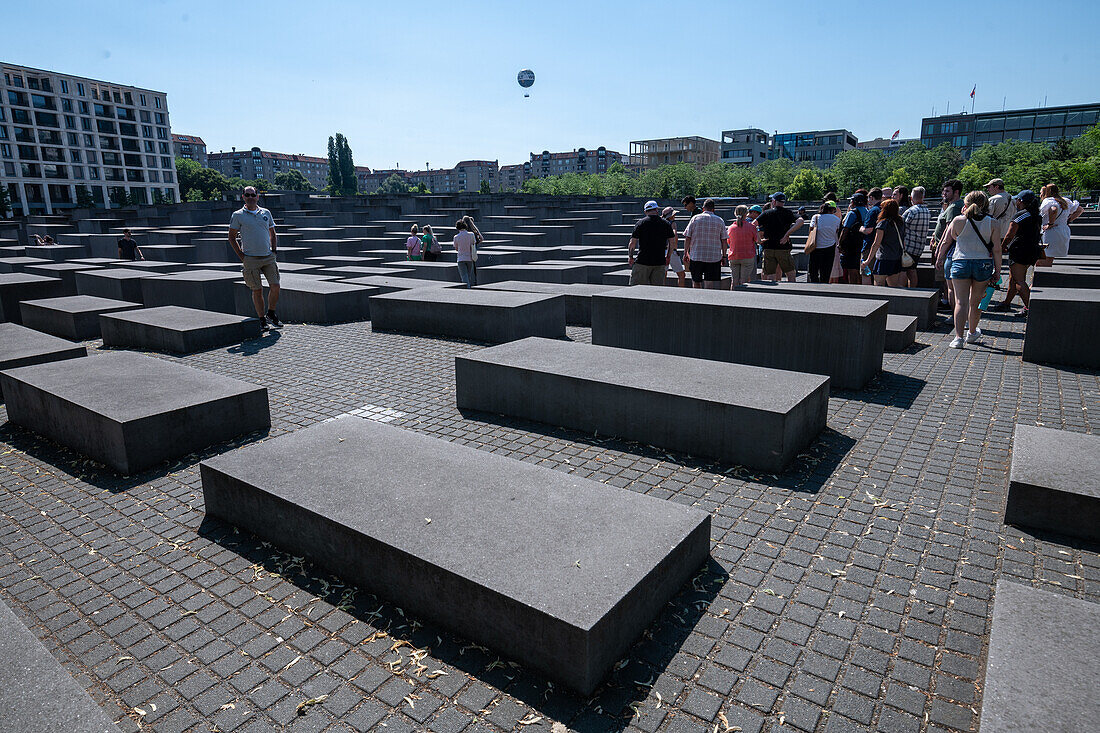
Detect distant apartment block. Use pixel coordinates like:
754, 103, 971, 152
530, 147, 622, 177
921, 102, 1100, 158
171, 133, 207, 167
208, 147, 331, 190
769, 129, 857, 166
497, 162, 529, 192
628, 136, 720, 170
0, 62, 179, 214
358, 160, 498, 194
720, 128, 770, 166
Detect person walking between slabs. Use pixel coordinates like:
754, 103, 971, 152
683, 198, 728, 289
628, 201, 676, 285
229, 186, 281, 328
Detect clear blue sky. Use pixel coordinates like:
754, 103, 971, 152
6, 0, 1099, 169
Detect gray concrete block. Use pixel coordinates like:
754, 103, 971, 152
1005, 425, 1100, 542
532, 259, 623, 284
591, 287, 885, 389
0, 597, 120, 733
109, 260, 188, 273
75, 268, 159, 304
19, 295, 142, 341
0, 256, 53, 273
980, 580, 1100, 733
2, 351, 269, 474
141, 270, 242, 314
1023, 288, 1100, 369
0, 323, 86, 397
739, 281, 940, 329
31, 244, 87, 262
388, 261, 461, 282
23, 263, 102, 295
457, 338, 828, 471
1032, 266, 1100, 289
885, 314, 917, 352
475, 281, 619, 325
0, 273, 66, 324
232, 281, 376, 323
475, 264, 590, 285
341, 275, 459, 295
100, 305, 262, 354
200, 416, 710, 695
371, 288, 566, 342
328, 266, 413, 279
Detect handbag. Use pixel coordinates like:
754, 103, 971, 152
895, 223, 915, 268
804, 220, 818, 254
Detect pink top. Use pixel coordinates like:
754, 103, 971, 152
406, 235, 422, 257
727, 221, 758, 260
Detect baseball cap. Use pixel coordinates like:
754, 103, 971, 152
661, 206, 675, 217
769, 192, 786, 201
984, 178, 1005, 188
643, 200, 659, 212
1014, 189, 1036, 206
850, 192, 868, 206
749, 205, 763, 213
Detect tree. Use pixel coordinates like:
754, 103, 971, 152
109, 187, 129, 207
325, 133, 357, 195
1052, 137, 1074, 161
885, 166, 914, 189
151, 189, 166, 205
326, 135, 340, 193
377, 173, 410, 194
786, 168, 825, 201
0, 184, 12, 218
176, 157, 232, 200
479, 180, 491, 194
274, 169, 314, 191
413, 182, 431, 194
831, 149, 886, 195
75, 185, 95, 209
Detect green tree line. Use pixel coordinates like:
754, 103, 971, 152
520, 124, 1100, 200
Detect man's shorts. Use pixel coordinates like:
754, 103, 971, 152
762, 249, 795, 276
629, 263, 665, 286
242, 254, 280, 290
689, 259, 722, 283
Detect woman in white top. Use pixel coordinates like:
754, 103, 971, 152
405, 224, 422, 261
943, 191, 1001, 348
1038, 183, 1077, 261
807, 200, 841, 283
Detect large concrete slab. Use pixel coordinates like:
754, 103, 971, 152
475, 281, 619, 325
739, 281, 940, 329
592, 287, 886, 389
0, 257, 51, 273
980, 580, 1100, 733
1, 351, 269, 474
0, 598, 120, 733
75, 269, 159, 304
20, 295, 142, 341
232, 280, 376, 323
100, 305, 262, 354
457, 338, 828, 471
341, 275, 457, 295
371, 288, 566, 342
0, 273, 66, 324
0, 323, 86, 397
1022, 288, 1100, 369
475, 264, 589, 285
1004, 425, 1099, 542
1032, 266, 1100, 289
141, 270, 242, 314
24, 262, 102, 295
200, 417, 710, 695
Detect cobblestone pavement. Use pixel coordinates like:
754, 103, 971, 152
0, 310, 1097, 733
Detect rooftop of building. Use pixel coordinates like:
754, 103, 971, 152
0, 61, 168, 95
171, 134, 206, 145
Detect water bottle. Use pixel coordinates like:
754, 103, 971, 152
979, 276, 1002, 311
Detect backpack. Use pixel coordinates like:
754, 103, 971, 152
837, 209, 864, 257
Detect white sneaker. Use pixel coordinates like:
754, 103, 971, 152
965, 328, 983, 344
950, 336, 965, 349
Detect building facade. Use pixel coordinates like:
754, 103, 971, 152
921, 102, 1100, 157
207, 147, 331, 190
857, 137, 918, 155
720, 128, 770, 166
0, 62, 178, 214
529, 147, 622, 178
497, 162, 529, 192
628, 136, 720, 170
171, 133, 207, 167
769, 129, 857, 166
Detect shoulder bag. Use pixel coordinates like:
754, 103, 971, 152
895, 223, 915, 268
804, 215, 818, 254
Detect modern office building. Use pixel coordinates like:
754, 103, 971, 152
920, 102, 1100, 157
171, 133, 207, 167
628, 136, 720, 171
769, 129, 858, 166
720, 128, 770, 166
0, 62, 179, 214
857, 136, 918, 155
207, 147, 331, 190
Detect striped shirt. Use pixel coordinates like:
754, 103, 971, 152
683, 211, 728, 263
901, 204, 931, 258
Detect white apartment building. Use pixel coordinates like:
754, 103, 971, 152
0, 62, 179, 214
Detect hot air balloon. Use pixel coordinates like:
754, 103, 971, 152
517, 69, 535, 98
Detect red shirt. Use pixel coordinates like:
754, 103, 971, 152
727, 221, 758, 260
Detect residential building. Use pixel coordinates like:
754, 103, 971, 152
358, 160, 499, 194
454, 159, 498, 192
769, 129, 857, 166
720, 128, 770, 166
529, 147, 623, 178
207, 147, 331, 190
920, 102, 1100, 157
0, 62, 179, 214
857, 136, 918, 155
171, 133, 207, 167
497, 162, 529, 192
628, 136, 720, 170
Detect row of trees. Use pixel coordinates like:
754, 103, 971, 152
175, 157, 315, 202
520, 124, 1100, 200
326, 133, 357, 195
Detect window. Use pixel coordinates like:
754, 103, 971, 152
158, 142, 169, 154
35, 112, 59, 128
17, 145, 37, 160
112, 91, 121, 103
78, 100, 89, 115
0, 126, 6, 140
119, 123, 137, 137
67, 132, 78, 146
84, 134, 95, 147
124, 153, 142, 167
89, 167, 99, 179
43, 164, 68, 179
953, 135, 968, 147
100, 137, 119, 150
156, 127, 168, 140
144, 140, 154, 153
96, 119, 117, 134
87, 150, 97, 163
154, 112, 165, 125
149, 170, 159, 182
161, 156, 171, 168
70, 149, 81, 162
7, 90, 28, 106
61, 98, 73, 112
0, 143, 12, 159
117, 107, 135, 121
12, 109, 30, 124
2, 161, 14, 176
140, 110, 150, 123
102, 152, 121, 166
39, 130, 62, 145
146, 154, 157, 167
142, 125, 152, 138
155, 97, 162, 109
76, 82, 85, 96
81, 118, 91, 131
124, 92, 133, 105
65, 115, 76, 129
139, 93, 147, 106
20, 162, 40, 177
10, 75, 24, 88
104, 168, 124, 181
121, 138, 138, 152
73, 166, 84, 179
42, 148, 64, 162
60, 79, 69, 94
27, 77, 39, 90
126, 169, 144, 182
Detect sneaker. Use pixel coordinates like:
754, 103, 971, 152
1017, 307, 1029, 318
259, 315, 270, 330
990, 301, 1013, 312
965, 328, 983, 344
949, 336, 965, 349
266, 310, 282, 328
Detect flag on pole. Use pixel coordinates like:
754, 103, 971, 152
970, 85, 976, 99
891, 130, 900, 140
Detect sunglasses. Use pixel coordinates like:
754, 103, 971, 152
244, 193, 258, 197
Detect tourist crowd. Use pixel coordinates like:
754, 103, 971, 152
628, 180, 1085, 348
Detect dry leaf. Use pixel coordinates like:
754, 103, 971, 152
518, 715, 543, 725
296, 695, 327, 715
